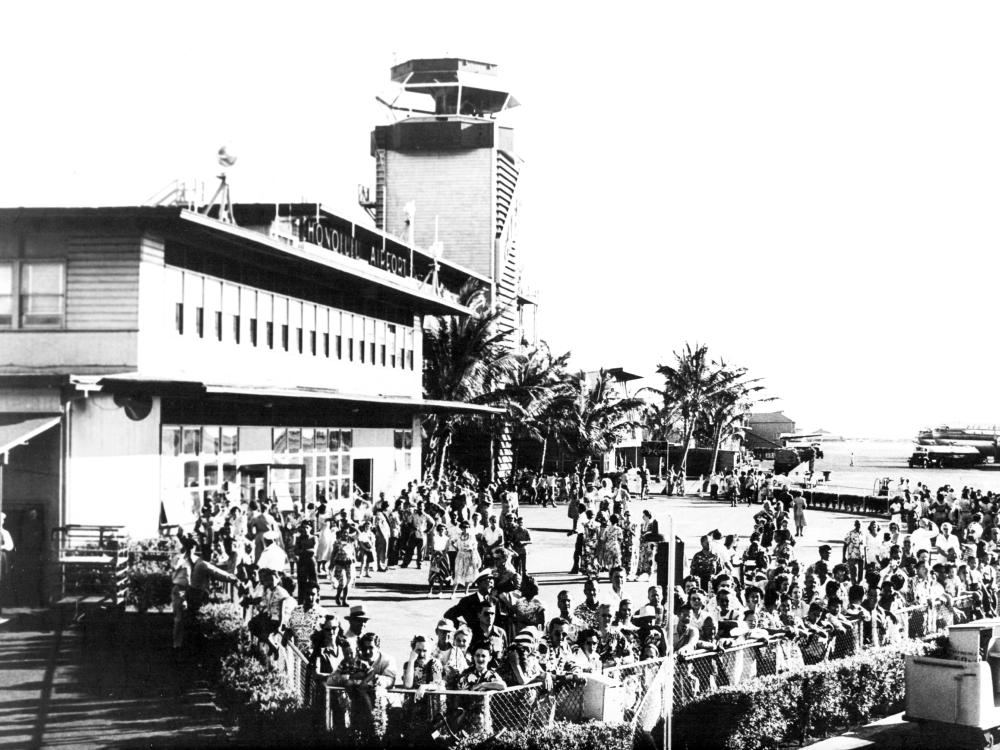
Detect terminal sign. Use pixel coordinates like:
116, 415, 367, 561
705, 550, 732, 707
296, 217, 410, 279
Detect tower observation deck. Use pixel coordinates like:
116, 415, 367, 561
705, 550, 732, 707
370, 57, 534, 352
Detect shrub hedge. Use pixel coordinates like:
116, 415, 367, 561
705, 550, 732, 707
123, 537, 174, 612
454, 720, 635, 750
670, 638, 936, 750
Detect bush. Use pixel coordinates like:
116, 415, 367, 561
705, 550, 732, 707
672, 638, 932, 750
124, 563, 172, 612
454, 721, 635, 750
195, 601, 245, 655
123, 537, 174, 612
217, 650, 309, 740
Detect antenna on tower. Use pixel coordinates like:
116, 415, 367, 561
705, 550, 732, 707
202, 145, 238, 225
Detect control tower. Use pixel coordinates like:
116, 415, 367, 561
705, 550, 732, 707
369, 57, 535, 349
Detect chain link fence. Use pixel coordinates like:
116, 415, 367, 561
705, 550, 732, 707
253, 594, 980, 738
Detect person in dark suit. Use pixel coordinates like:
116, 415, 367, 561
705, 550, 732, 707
443, 569, 495, 628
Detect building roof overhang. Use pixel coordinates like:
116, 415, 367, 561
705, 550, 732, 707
0, 414, 60, 459
68, 374, 503, 416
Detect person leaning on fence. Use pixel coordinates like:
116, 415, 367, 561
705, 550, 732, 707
186, 542, 239, 614
453, 641, 507, 735
309, 614, 346, 677
502, 628, 552, 688
328, 632, 396, 736
544, 618, 582, 676
249, 567, 295, 659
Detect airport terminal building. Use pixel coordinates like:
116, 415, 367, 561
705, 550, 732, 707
0, 202, 494, 589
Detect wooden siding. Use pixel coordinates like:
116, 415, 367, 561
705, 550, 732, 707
66, 236, 141, 329
382, 149, 493, 277
495, 151, 519, 238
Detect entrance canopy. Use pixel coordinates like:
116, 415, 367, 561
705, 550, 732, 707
0, 415, 60, 459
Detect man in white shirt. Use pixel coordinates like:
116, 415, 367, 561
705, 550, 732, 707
257, 530, 288, 573
910, 518, 937, 556
935, 523, 962, 561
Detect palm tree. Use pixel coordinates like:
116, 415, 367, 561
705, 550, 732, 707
504, 343, 575, 472
651, 344, 773, 478
563, 369, 645, 470
699, 364, 774, 475
421, 282, 516, 480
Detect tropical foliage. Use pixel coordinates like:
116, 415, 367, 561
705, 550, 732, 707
422, 282, 518, 479
642, 343, 772, 476
423, 290, 775, 479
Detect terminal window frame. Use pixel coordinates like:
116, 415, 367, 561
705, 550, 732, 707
0, 260, 66, 329
393, 429, 414, 472
273, 426, 353, 505
160, 424, 240, 524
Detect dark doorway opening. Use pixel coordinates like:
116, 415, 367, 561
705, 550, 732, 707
352, 459, 373, 498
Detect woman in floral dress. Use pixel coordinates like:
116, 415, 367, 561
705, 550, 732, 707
602, 514, 624, 572
579, 511, 600, 577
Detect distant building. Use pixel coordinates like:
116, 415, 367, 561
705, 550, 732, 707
745, 411, 795, 458
746, 412, 795, 444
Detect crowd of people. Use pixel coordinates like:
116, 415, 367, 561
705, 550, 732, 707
166, 457, 1000, 734
674, 470, 994, 675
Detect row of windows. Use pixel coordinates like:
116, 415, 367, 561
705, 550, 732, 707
272, 427, 354, 505
169, 267, 416, 370
0, 261, 65, 328
159, 425, 357, 523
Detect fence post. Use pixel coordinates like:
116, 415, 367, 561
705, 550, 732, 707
483, 693, 493, 736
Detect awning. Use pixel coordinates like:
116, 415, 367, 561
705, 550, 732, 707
0, 415, 60, 458
70, 374, 504, 416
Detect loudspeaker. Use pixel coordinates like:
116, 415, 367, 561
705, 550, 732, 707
655, 538, 684, 591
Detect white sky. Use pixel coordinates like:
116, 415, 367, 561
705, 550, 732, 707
2, 1, 999, 438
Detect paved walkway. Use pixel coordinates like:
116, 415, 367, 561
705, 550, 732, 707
336, 491, 864, 663
0, 610, 230, 749
0, 491, 869, 747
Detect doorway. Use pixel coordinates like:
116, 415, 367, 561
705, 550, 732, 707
352, 459, 373, 498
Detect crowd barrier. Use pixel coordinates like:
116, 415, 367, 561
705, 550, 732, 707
230, 588, 976, 738
672, 594, 974, 708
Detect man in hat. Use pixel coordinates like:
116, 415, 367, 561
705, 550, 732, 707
344, 604, 370, 652
444, 568, 495, 629
257, 529, 288, 574
430, 617, 466, 681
